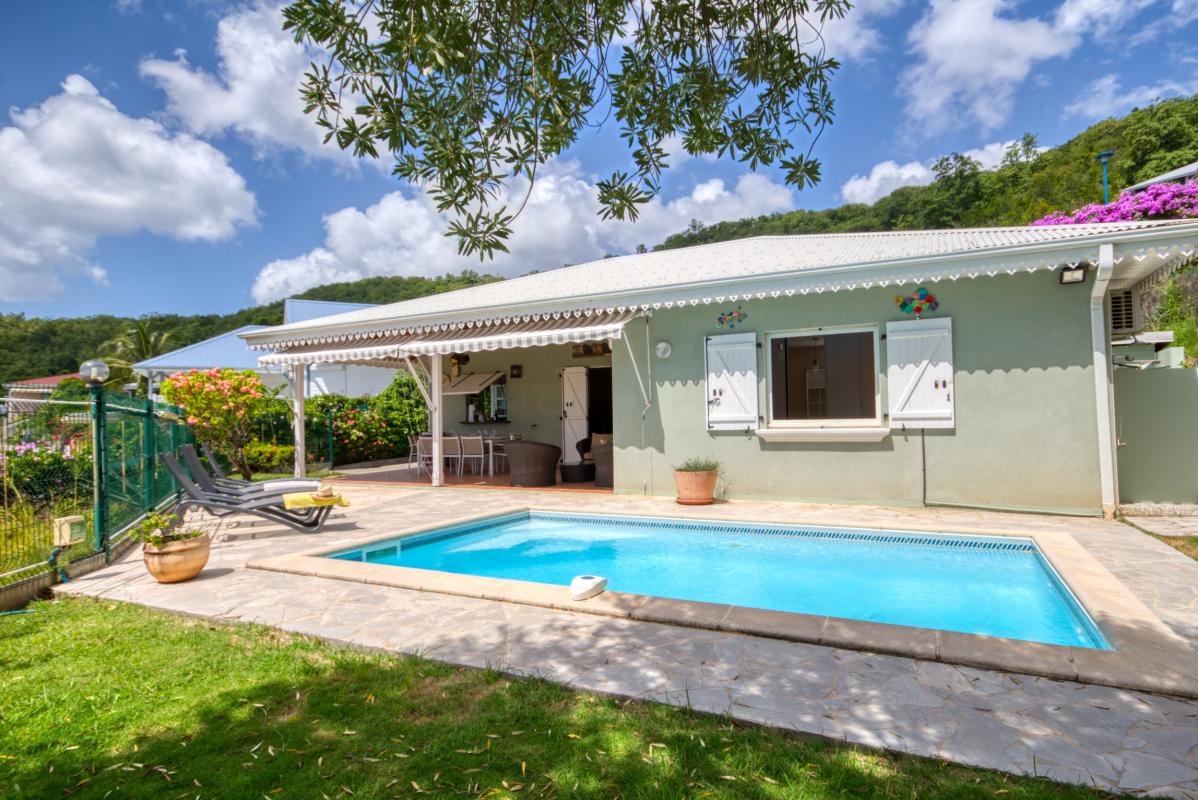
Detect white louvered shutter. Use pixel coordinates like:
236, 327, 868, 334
705, 333, 759, 430
886, 318, 954, 430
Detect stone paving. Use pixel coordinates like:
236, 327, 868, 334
1129, 516, 1198, 539
56, 484, 1198, 797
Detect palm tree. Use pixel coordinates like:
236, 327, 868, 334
99, 321, 173, 394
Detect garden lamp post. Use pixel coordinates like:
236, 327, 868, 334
1096, 151, 1115, 204
80, 359, 110, 555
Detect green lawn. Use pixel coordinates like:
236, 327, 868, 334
0, 599, 1115, 799
252, 468, 339, 482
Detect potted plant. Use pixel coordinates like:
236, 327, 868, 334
672, 457, 721, 505
133, 511, 210, 584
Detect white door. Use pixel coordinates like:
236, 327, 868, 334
705, 333, 759, 430
886, 318, 955, 429
561, 367, 589, 463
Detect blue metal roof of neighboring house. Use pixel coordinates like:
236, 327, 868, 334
132, 325, 271, 374
1126, 160, 1198, 192
284, 298, 377, 324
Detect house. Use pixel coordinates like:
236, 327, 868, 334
241, 221, 1198, 517
1, 373, 81, 416
134, 299, 398, 398
1126, 160, 1198, 192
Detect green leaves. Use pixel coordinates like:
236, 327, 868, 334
284, 0, 845, 258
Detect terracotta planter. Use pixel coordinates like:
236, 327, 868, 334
143, 533, 210, 584
673, 469, 719, 505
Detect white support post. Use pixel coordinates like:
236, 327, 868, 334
1090, 243, 1117, 518
291, 362, 307, 479
429, 353, 444, 487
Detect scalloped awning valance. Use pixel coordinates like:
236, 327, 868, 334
257, 309, 639, 367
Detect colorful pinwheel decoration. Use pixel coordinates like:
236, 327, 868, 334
895, 288, 939, 319
717, 306, 749, 328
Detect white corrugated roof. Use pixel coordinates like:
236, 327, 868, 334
243, 221, 1198, 350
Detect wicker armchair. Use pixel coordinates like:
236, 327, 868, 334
577, 434, 613, 488
590, 434, 613, 488
504, 440, 561, 487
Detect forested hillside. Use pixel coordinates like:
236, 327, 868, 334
4, 96, 1196, 385
657, 96, 1198, 249
0, 272, 497, 385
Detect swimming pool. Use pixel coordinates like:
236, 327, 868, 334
327, 511, 1109, 649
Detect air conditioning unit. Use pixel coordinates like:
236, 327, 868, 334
1110, 289, 1136, 333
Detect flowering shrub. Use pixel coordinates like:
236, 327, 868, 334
160, 369, 273, 479
0, 439, 92, 507
1032, 180, 1198, 225
332, 405, 405, 464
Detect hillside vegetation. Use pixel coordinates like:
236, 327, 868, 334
657, 95, 1198, 249
0, 272, 496, 385
3, 97, 1197, 385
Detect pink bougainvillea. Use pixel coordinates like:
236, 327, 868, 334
160, 368, 272, 479
1032, 179, 1198, 226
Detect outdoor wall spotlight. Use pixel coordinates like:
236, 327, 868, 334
80, 359, 110, 385
1059, 265, 1087, 285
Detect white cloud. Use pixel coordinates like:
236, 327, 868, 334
902, 0, 1076, 132
1054, 0, 1155, 37
251, 163, 793, 302
1130, 0, 1198, 43
0, 75, 257, 302
839, 139, 1033, 203
1065, 73, 1197, 119
900, 0, 1172, 132
816, 0, 906, 62
840, 160, 934, 204
139, 2, 345, 161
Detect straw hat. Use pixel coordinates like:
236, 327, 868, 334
312, 484, 335, 499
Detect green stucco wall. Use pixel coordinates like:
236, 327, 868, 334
1114, 367, 1198, 504
611, 272, 1104, 515
440, 344, 611, 447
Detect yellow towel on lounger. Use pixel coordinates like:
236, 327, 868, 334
282, 491, 350, 509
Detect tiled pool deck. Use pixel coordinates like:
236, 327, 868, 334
56, 485, 1198, 797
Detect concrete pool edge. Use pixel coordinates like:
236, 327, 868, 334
246, 505, 1198, 699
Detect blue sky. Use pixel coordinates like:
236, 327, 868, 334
1, 0, 1194, 319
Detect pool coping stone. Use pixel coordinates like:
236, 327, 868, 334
247, 504, 1198, 699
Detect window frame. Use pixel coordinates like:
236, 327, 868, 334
763, 323, 883, 430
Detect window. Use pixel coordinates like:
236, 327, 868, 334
490, 383, 508, 419
767, 328, 879, 426
465, 381, 508, 422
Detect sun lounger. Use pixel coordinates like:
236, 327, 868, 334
162, 453, 335, 533
179, 445, 319, 497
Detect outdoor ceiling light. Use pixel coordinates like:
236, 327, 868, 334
1059, 265, 1087, 285
80, 359, 110, 386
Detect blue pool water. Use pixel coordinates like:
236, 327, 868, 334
328, 512, 1109, 649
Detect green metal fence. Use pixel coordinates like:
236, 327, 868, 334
0, 388, 192, 588
98, 389, 194, 550
251, 408, 338, 467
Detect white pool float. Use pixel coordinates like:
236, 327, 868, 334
570, 575, 607, 601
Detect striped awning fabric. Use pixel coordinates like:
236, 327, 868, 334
258, 309, 639, 367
